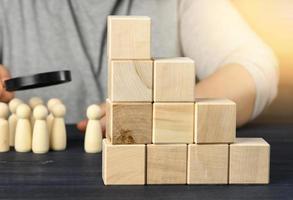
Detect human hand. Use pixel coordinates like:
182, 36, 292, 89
0, 65, 14, 102
76, 103, 106, 137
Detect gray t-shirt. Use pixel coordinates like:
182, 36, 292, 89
0, 0, 279, 123
0, 0, 179, 122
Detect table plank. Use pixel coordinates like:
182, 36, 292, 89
0, 124, 292, 200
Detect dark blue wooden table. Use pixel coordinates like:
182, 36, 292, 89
0, 124, 292, 200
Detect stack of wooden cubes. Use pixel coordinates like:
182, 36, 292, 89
103, 16, 270, 185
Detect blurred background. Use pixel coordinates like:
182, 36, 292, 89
232, 0, 293, 123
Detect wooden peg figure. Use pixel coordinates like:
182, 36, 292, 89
32, 105, 49, 154
8, 98, 23, 147
29, 97, 44, 127
28, 97, 44, 109
84, 104, 103, 153
51, 103, 66, 151
46, 98, 62, 136
15, 104, 32, 152
0, 102, 9, 152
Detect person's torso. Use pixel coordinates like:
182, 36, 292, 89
0, 0, 180, 122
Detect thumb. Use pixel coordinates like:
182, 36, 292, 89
0, 65, 14, 102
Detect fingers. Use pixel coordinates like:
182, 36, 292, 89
97, 103, 106, 137
76, 115, 106, 130
100, 116, 106, 137
0, 65, 11, 79
0, 89, 14, 103
76, 119, 88, 132
0, 65, 14, 102
99, 103, 106, 116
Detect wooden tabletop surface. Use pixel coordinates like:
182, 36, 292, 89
0, 124, 292, 200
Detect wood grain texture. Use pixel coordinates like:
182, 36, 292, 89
187, 144, 228, 184
102, 139, 146, 185
154, 57, 195, 102
107, 16, 151, 59
106, 98, 111, 141
147, 144, 187, 184
152, 103, 194, 144
107, 58, 112, 102
194, 98, 236, 144
229, 138, 270, 184
109, 60, 153, 102
0, 124, 292, 199
106, 99, 152, 144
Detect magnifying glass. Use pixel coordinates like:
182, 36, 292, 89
3, 70, 72, 91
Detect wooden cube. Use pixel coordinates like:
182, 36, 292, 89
147, 144, 187, 184
187, 144, 228, 184
154, 57, 195, 102
106, 99, 152, 144
102, 139, 146, 185
107, 16, 151, 59
108, 60, 153, 102
105, 98, 111, 140
152, 103, 194, 144
194, 99, 236, 143
229, 138, 270, 184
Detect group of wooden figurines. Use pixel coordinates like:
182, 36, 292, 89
0, 97, 103, 154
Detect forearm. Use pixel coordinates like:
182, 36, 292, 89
180, 0, 278, 126
195, 64, 256, 127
